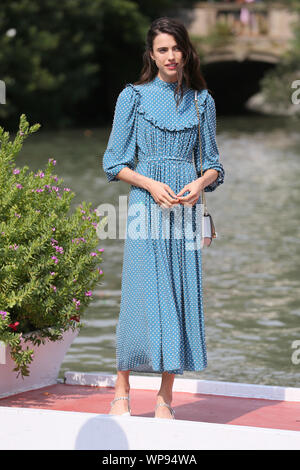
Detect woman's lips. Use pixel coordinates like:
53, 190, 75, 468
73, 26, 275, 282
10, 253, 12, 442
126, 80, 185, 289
165, 63, 177, 69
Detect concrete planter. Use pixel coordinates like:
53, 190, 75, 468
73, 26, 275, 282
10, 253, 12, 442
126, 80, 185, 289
0, 327, 79, 398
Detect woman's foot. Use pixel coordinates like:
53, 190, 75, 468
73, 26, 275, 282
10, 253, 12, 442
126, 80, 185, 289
109, 381, 130, 415
109, 395, 131, 415
155, 394, 175, 419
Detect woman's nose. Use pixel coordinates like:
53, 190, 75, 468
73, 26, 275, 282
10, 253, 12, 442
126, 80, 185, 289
168, 50, 175, 60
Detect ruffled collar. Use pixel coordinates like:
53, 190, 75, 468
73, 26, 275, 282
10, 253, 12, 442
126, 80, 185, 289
125, 79, 209, 132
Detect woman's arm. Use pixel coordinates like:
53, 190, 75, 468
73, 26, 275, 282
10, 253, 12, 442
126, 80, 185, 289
113, 166, 153, 192
193, 92, 225, 192
196, 168, 219, 190
102, 86, 139, 183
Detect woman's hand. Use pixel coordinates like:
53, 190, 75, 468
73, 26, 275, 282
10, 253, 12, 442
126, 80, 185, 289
147, 180, 181, 209
176, 178, 205, 207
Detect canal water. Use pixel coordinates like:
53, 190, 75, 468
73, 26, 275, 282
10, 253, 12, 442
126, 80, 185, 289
17, 113, 300, 387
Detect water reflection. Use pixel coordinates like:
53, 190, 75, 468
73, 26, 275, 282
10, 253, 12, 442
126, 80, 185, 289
17, 115, 300, 387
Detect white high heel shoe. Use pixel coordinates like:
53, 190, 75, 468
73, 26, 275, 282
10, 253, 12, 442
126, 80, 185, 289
109, 396, 131, 416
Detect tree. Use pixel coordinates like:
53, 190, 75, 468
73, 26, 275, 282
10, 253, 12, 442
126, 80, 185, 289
0, 0, 105, 128
0, 0, 199, 129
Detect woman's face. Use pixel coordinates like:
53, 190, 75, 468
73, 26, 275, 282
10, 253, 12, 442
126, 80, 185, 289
150, 33, 183, 83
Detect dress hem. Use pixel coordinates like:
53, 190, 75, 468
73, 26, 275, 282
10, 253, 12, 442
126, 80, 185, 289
116, 362, 208, 375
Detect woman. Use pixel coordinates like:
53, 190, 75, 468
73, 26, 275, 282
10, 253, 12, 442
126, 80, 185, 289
102, 17, 225, 419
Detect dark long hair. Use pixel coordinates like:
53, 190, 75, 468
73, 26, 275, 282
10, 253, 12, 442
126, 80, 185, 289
134, 17, 208, 107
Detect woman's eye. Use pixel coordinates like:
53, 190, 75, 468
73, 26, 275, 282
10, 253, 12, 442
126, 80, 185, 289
158, 47, 180, 53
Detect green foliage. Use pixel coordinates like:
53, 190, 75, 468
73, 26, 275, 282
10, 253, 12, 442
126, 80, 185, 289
259, 0, 300, 113
0, 0, 199, 128
259, 63, 300, 113
0, 0, 102, 128
0, 115, 103, 378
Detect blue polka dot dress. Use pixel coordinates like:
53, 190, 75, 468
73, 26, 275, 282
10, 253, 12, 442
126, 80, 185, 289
102, 74, 225, 375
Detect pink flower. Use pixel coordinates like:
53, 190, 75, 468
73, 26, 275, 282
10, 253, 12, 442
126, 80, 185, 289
50, 285, 57, 292
13, 168, 20, 174
90, 252, 97, 257
50, 272, 56, 275
51, 256, 58, 264
72, 298, 80, 310
97, 268, 103, 275
16, 183, 23, 189
85, 291, 92, 297
9, 244, 19, 250
98, 248, 104, 252
63, 188, 70, 192
49, 158, 56, 165
0, 311, 8, 318
52, 227, 56, 232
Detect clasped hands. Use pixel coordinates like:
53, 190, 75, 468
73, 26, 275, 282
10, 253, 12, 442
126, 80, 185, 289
148, 178, 205, 209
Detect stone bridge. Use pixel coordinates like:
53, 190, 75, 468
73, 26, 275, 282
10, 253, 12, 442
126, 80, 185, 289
176, 2, 299, 114
179, 1, 298, 64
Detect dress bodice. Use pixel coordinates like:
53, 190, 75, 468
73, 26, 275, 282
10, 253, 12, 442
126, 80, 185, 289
103, 74, 225, 192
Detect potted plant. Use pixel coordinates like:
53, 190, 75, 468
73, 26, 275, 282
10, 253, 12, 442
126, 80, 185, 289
0, 115, 103, 396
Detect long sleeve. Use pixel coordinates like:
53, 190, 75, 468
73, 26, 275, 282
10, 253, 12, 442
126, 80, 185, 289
102, 85, 139, 183
194, 92, 225, 192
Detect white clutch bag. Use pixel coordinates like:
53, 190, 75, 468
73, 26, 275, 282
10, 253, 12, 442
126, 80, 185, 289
202, 212, 217, 247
